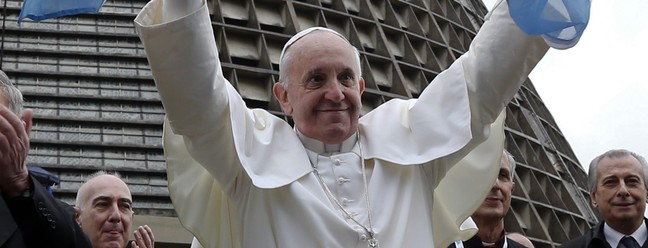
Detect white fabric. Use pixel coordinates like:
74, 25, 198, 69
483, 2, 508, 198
134, 0, 549, 247
191, 237, 204, 248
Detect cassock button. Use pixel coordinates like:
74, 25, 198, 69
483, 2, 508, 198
341, 198, 354, 206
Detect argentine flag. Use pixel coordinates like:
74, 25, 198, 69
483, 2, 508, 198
18, 0, 106, 22
508, 0, 592, 49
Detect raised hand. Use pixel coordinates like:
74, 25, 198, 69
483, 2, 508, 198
0, 106, 33, 197
131, 225, 155, 248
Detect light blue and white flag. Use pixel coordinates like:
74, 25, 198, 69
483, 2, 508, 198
509, 0, 591, 49
18, 0, 106, 23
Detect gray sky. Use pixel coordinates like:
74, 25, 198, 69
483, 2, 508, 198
481, 0, 648, 173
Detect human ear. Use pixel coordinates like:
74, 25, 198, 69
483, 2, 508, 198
273, 82, 293, 114
74, 206, 81, 225
20, 108, 33, 136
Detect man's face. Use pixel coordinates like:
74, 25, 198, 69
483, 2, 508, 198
591, 155, 647, 228
76, 175, 133, 248
273, 31, 365, 144
473, 153, 515, 221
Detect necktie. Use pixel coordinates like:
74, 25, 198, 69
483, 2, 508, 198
619, 236, 640, 248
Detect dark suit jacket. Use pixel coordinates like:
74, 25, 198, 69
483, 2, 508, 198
0, 176, 91, 248
559, 219, 648, 248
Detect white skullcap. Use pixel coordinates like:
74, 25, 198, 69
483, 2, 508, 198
278, 27, 349, 71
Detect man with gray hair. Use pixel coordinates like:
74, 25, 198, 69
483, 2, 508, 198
450, 150, 533, 248
0, 69, 91, 247
75, 171, 155, 248
560, 149, 648, 248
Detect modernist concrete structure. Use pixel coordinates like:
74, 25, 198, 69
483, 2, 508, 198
0, 0, 597, 247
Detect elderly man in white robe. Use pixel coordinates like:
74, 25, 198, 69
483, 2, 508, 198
134, 0, 589, 247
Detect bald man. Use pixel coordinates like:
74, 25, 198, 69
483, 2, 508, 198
75, 172, 155, 248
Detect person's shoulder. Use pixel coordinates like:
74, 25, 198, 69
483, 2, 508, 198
558, 235, 590, 248
507, 238, 532, 248
507, 232, 534, 248
558, 221, 607, 248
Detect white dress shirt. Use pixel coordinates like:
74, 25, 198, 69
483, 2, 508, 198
604, 221, 647, 247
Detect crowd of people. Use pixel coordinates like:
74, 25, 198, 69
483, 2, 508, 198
6, 0, 643, 247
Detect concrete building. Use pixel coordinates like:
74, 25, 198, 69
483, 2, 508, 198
0, 0, 597, 247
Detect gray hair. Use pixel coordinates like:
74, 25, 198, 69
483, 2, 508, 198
0, 70, 24, 115
504, 150, 517, 179
587, 149, 648, 193
75, 170, 124, 207
278, 27, 362, 87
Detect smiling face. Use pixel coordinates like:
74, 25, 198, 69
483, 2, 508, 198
75, 175, 133, 248
591, 155, 647, 234
273, 31, 365, 144
473, 153, 515, 221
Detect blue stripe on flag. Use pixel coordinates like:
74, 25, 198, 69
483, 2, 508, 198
18, 0, 106, 22
508, 0, 591, 49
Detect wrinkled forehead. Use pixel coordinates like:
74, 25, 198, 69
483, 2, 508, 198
83, 175, 132, 203
279, 27, 350, 70
597, 155, 643, 178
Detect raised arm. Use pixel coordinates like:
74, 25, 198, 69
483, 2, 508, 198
359, 1, 583, 246
136, 0, 312, 190
135, 0, 227, 138
409, 0, 549, 147
135, 2, 312, 246
360, 0, 550, 167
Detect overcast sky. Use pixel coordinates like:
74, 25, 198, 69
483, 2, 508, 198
481, 0, 648, 174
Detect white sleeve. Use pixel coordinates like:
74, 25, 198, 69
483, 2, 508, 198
361, 1, 548, 247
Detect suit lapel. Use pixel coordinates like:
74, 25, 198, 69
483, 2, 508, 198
0, 197, 19, 246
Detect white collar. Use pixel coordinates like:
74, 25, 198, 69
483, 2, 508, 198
604, 221, 647, 247
296, 129, 357, 155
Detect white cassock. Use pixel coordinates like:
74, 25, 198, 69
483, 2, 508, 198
134, 0, 550, 247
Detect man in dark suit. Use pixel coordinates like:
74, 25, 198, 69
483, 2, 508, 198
0, 69, 91, 247
560, 149, 648, 248
449, 150, 531, 248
